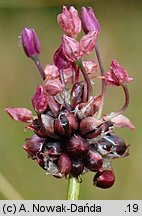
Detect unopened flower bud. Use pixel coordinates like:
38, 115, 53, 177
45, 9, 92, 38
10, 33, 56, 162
66, 134, 89, 156
44, 77, 65, 96
70, 159, 84, 177
57, 6, 81, 38
22, 135, 44, 159
84, 150, 103, 172
110, 114, 135, 130
81, 7, 100, 34
5, 107, 33, 123
46, 95, 60, 117
105, 60, 133, 86
82, 60, 97, 74
93, 170, 115, 189
44, 64, 59, 79
32, 85, 48, 113
58, 153, 72, 175
21, 28, 41, 58
53, 45, 71, 70
80, 30, 98, 55
80, 117, 102, 138
62, 34, 83, 62
54, 111, 78, 137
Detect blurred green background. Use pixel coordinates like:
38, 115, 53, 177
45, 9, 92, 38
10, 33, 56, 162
0, 0, 141, 199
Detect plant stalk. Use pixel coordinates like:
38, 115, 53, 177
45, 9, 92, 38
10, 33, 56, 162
33, 56, 45, 80
66, 176, 80, 200
95, 43, 106, 119
76, 59, 93, 101
105, 84, 129, 120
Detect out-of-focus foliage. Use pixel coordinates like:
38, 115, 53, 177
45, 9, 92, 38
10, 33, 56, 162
0, 0, 141, 199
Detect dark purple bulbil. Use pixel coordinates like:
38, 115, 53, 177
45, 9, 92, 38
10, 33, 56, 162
70, 159, 84, 178
93, 170, 115, 189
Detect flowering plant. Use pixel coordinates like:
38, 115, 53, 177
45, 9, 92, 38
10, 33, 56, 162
5, 6, 134, 200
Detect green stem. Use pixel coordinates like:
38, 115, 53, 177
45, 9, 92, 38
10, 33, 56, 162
66, 176, 80, 200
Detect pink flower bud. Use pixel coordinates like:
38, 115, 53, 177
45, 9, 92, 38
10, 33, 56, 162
22, 135, 44, 159
81, 7, 100, 34
44, 77, 64, 96
82, 60, 97, 74
53, 45, 71, 70
109, 114, 135, 130
62, 34, 83, 62
32, 85, 48, 113
44, 64, 59, 79
46, 95, 60, 117
5, 107, 33, 123
105, 60, 133, 86
57, 6, 81, 38
21, 28, 41, 58
93, 170, 115, 189
80, 30, 98, 55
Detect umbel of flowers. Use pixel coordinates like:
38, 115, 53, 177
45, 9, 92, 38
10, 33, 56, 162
5, 6, 134, 189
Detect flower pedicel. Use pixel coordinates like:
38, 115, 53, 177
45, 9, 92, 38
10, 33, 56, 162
5, 6, 134, 190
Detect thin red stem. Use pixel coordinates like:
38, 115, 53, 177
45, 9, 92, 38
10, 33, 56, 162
33, 56, 45, 80
105, 84, 129, 121
95, 43, 106, 119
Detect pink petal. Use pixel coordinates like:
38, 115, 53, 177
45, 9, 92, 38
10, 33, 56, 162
5, 107, 33, 123
111, 114, 135, 130
57, 6, 81, 38
80, 30, 98, 55
82, 60, 97, 74
32, 85, 48, 113
44, 78, 65, 96
44, 64, 59, 79
62, 34, 82, 62
105, 60, 133, 86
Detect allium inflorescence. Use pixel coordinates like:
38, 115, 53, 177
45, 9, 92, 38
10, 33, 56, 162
5, 6, 135, 189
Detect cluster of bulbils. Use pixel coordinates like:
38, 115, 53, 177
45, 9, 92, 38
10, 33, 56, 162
5, 6, 135, 189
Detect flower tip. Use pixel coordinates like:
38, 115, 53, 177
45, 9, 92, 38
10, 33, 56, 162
58, 5, 81, 38
81, 6, 100, 34
21, 27, 41, 58
5, 107, 33, 123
